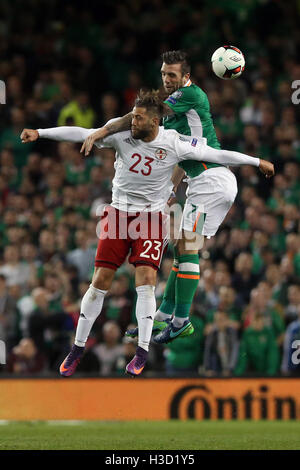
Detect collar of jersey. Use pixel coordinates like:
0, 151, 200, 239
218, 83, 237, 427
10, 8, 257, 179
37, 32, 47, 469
183, 79, 192, 87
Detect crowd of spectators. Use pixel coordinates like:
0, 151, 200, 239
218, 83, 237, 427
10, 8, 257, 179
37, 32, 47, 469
0, 0, 299, 377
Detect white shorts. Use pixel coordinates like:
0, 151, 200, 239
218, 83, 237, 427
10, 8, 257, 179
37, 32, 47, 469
180, 166, 238, 237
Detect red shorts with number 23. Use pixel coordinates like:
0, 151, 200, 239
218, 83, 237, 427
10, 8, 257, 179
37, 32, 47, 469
95, 205, 169, 271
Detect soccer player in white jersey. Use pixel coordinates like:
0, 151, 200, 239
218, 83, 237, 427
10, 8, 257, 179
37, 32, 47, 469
21, 90, 274, 376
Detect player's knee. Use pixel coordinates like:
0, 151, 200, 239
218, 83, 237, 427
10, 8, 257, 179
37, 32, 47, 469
135, 265, 157, 287
176, 236, 185, 255
178, 231, 204, 254
92, 267, 115, 290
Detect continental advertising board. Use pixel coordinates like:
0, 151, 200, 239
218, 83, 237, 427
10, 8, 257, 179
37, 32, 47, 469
0, 378, 299, 421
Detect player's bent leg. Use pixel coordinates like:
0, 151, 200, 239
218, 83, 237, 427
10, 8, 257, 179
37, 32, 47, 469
125, 265, 157, 376
153, 232, 199, 344
60, 267, 115, 377
154, 244, 178, 322
155, 169, 238, 345
154, 202, 204, 337
154, 209, 181, 323
175, 233, 201, 328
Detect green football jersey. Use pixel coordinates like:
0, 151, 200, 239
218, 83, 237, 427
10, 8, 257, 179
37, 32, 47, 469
163, 83, 222, 178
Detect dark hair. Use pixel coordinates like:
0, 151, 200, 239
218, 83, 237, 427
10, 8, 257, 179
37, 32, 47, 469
161, 50, 191, 76
134, 89, 165, 119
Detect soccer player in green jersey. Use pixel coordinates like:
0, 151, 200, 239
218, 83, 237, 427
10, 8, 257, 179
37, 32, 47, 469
80, 51, 254, 344
153, 50, 232, 344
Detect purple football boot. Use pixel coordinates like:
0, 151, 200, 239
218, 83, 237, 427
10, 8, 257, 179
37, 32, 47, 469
59, 344, 84, 377
125, 346, 148, 377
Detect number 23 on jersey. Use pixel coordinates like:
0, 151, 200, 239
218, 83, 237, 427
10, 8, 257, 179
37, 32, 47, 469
129, 153, 154, 176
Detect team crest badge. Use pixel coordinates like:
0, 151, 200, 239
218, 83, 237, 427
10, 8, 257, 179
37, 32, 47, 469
171, 90, 183, 100
155, 148, 167, 160
166, 90, 183, 105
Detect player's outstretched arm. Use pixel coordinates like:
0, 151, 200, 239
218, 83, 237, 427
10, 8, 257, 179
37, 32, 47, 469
81, 113, 132, 156
21, 126, 94, 144
203, 147, 275, 178
177, 139, 275, 178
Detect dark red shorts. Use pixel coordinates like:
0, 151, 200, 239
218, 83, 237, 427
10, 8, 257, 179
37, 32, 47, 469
95, 206, 169, 271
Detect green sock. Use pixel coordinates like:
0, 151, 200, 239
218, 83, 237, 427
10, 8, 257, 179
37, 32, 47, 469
157, 246, 179, 318
174, 253, 200, 324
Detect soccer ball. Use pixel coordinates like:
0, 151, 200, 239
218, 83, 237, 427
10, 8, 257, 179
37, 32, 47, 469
211, 45, 245, 80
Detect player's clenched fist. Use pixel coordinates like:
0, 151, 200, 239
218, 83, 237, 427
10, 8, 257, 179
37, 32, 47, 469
259, 159, 275, 178
20, 129, 39, 143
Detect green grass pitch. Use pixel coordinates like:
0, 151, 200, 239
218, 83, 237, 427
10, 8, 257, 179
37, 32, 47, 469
0, 420, 299, 450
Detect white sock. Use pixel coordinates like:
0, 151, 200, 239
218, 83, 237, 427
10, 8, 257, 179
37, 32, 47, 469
74, 284, 107, 347
172, 316, 187, 328
135, 285, 156, 352
154, 310, 173, 322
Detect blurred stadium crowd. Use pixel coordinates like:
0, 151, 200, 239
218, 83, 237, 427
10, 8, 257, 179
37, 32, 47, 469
0, 0, 299, 377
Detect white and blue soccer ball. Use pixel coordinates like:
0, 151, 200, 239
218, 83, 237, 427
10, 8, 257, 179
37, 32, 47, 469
211, 45, 245, 80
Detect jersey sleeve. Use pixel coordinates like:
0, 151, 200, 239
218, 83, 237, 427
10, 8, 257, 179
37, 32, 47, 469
174, 134, 206, 162
175, 134, 260, 167
164, 86, 202, 114
37, 125, 117, 150
94, 134, 116, 149
38, 126, 97, 142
